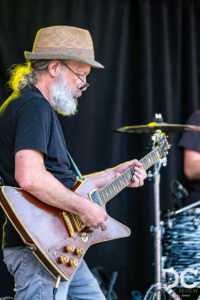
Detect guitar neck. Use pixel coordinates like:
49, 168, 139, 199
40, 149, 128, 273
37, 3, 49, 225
98, 147, 162, 205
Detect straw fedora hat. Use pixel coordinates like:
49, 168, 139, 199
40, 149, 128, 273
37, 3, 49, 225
25, 25, 104, 68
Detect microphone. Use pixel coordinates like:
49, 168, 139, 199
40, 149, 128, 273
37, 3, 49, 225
170, 179, 189, 200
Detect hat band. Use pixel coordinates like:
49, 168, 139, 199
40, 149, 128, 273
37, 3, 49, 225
33, 47, 94, 59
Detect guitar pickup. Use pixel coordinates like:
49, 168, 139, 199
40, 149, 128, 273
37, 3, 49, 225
88, 190, 103, 207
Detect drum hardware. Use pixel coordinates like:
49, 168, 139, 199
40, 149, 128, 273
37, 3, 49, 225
141, 114, 182, 300
144, 158, 182, 300
131, 290, 143, 300
170, 180, 189, 210
91, 266, 119, 299
193, 217, 200, 229
172, 200, 200, 217
160, 199, 200, 296
114, 113, 200, 299
170, 180, 189, 200
106, 271, 118, 300
162, 201, 200, 223
114, 114, 184, 299
162, 204, 200, 291
113, 120, 200, 134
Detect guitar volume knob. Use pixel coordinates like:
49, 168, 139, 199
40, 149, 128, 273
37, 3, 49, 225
60, 255, 69, 264
66, 244, 75, 253
70, 258, 78, 267
75, 248, 85, 255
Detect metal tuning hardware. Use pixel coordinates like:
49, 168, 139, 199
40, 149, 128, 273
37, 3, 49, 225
151, 129, 162, 144
151, 130, 171, 160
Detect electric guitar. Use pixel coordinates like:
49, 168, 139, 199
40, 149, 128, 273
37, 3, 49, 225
0, 130, 170, 281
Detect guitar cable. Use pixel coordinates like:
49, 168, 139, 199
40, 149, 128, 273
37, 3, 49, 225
53, 275, 61, 300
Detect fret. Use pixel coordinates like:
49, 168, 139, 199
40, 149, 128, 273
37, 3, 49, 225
99, 190, 106, 205
100, 180, 117, 203
140, 148, 161, 170
105, 185, 113, 201
92, 191, 102, 207
110, 181, 118, 197
98, 144, 165, 205
103, 187, 110, 202
99, 169, 132, 204
121, 172, 129, 186
116, 179, 124, 191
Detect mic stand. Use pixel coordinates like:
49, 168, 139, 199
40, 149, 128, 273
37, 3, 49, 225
144, 158, 182, 300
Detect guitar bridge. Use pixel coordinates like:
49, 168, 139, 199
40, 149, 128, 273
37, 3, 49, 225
62, 211, 85, 237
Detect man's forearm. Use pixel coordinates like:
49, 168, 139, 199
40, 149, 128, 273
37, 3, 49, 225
83, 168, 115, 188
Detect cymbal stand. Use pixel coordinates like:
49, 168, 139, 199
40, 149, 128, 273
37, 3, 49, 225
144, 157, 182, 300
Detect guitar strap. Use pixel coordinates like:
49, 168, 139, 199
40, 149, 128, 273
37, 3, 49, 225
67, 150, 83, 180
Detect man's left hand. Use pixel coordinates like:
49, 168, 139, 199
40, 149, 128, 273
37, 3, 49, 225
113, 159, 147, 188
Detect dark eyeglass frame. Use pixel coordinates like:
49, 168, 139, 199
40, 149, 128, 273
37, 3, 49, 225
62, 62, 90, 90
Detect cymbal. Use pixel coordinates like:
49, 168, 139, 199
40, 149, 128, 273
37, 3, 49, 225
114, 122, 200, 134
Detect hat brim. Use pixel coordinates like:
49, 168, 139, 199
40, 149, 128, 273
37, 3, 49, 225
24, 51, 104, 69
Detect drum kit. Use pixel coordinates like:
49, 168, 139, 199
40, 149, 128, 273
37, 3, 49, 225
115, 114, 200, 300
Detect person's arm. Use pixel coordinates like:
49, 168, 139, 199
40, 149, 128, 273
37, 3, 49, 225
184, 147, 200, 180
83, 160, 147, 188
15, 149, 108, 230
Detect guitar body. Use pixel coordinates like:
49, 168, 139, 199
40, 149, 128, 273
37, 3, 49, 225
0, 132, 170, 281
0, 179, 131, 281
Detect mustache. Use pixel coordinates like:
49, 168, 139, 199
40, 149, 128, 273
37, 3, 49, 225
79, 83, 88, 90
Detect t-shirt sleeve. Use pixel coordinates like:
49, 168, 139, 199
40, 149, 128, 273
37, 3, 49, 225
178, 110, 200, 153
14, 98, 51, 155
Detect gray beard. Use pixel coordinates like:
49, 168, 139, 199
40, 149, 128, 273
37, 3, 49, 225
49, 73, 81, 116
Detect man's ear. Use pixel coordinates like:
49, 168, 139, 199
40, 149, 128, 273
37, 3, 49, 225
48, 60, 62, 77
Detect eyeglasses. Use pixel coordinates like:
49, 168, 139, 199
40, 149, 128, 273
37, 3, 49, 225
62, 62, 90, 90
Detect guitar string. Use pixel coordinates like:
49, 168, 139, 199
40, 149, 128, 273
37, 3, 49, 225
98, 147, 162, 205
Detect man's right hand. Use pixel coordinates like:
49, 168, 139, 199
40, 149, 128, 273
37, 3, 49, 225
79, 201, 108, 231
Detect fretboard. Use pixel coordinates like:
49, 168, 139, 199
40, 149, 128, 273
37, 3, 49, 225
98, 147, 162, 205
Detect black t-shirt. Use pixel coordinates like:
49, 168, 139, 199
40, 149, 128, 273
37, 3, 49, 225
178, 110, 200, 204
0, 86, 77, 247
